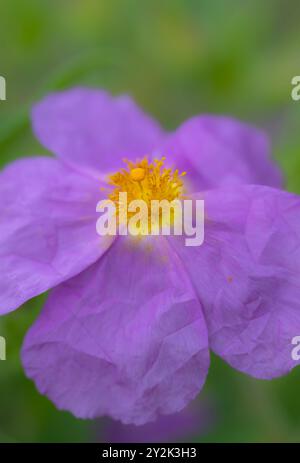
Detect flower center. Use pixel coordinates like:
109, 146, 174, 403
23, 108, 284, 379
102, 157, 187, 233
108, 156, 185, 206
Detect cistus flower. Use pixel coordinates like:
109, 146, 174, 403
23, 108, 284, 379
1, 87, 298, 426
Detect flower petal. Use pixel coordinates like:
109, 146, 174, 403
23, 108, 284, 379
0, 157, 112, 314
22, 237, 209, 424
168, 186, 300, 379
161, 116, 283, 191
32, 88, 164, 174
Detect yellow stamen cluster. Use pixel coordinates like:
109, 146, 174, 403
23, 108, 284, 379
106, 157, 186, 225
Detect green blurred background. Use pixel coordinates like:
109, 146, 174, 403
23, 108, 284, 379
0, 0, 300, 443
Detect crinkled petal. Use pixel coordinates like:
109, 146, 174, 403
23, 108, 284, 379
168, 186, 300, 379
32, 88, 164, 174
21, 237, 209, 425
0, 157, 112, 314
160, 116, 282, 191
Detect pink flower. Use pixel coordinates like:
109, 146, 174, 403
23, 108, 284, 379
2, 88, 297, 427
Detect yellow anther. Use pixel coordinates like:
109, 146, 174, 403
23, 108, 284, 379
130, 167, 146, 182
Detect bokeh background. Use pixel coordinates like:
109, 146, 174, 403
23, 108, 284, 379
0, 0, 300, 443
